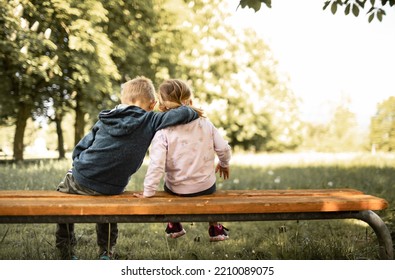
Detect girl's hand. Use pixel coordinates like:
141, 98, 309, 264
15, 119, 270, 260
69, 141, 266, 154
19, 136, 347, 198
215, 163, 230, 180
133, 192, 144, 198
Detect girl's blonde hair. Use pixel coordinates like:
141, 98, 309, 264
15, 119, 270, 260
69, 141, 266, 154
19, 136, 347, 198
157, 79, 205, 117
121, 76, 156, 104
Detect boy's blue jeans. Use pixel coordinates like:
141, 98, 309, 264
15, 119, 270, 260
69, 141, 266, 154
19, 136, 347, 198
55, 171, 118, 256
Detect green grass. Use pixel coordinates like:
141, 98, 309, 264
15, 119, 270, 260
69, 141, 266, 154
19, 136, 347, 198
0, 153, 394, 260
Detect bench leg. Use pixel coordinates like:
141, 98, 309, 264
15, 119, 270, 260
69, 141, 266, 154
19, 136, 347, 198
355, 210, 393, 260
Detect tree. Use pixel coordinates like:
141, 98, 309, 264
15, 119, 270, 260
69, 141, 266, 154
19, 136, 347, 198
1, 0, 121, 160
0, 0, 61, 160
150, 0, 199, 83
1, 0, 196, 160
175, 0, 302, 151
322, 0, 394, 22
238, 0, 394, 22
370, 96, 395, 152
301, 98, 365, 152
24, 0, 81, 159
101, 0, 158, 82
1, 0, 306, 158
64, 0, 120, 144
326, 100, 361, 151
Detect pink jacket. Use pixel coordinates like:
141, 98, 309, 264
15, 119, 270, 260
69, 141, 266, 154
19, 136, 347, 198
143, 118, 231, 197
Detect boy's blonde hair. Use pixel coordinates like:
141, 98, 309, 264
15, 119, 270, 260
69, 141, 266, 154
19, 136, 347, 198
158, 79, 204, 117
121, 76, 156, 104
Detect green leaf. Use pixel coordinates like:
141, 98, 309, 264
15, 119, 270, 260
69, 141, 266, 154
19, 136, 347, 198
345, 3, 351, 15
253, 1, 262, 11
367, 6, 375, 13
331, 1, 338, 14
352, 4, 360, 16
356, 0, 366, 8
239, 0, 246, 8
239, 0, 262, 12
377, 10, 383, 21
323, 1, 331, 10
368, 12, 375, 22
263, 0, 272, 9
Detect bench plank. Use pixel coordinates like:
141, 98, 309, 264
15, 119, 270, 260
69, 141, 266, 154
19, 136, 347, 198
0, 189, 387, 216
0, 188, 364, 198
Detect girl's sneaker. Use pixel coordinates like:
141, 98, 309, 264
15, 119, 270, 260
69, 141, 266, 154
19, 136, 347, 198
209, 223, 229, 242
165, 222, 186, 238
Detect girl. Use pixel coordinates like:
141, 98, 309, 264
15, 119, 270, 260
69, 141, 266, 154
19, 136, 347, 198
141, 79, 232, 241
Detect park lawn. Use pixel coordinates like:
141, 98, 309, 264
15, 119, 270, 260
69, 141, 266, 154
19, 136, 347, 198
0, 152, 394, 260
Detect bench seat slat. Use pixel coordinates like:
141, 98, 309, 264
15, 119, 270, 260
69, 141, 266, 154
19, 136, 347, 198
0, 192, 387, 216
0, 188, 364, 198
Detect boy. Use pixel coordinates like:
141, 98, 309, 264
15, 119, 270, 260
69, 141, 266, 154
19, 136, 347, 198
56, 76, 198, 260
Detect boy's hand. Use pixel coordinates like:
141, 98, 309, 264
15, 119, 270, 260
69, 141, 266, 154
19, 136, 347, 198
215, 163, 230, 180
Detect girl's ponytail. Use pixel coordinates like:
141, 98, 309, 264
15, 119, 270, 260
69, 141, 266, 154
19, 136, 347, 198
158, 79, 205, 117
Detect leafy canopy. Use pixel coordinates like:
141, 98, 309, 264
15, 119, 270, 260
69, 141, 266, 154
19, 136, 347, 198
238, 0, 394, 22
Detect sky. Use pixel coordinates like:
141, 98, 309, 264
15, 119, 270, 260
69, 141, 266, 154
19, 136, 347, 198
226, 0, 395, 129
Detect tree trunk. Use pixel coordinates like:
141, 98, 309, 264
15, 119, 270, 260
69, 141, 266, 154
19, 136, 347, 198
74, 99, 86, 146
54, 111, 65, 159
13, 102, 31, 161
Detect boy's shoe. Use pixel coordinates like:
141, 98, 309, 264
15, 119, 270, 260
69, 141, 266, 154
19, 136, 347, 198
58, 248, 78, 260
209, 223, 229, 242
165, 222, 186, 239
99, 248, 114, 260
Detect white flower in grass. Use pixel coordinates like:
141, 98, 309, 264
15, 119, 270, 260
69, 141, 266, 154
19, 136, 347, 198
274, 177, 281, 184
233, 178, 240, 184
267, 170, 274, 176
328, 181, 334, 187
44, 28, 52, 39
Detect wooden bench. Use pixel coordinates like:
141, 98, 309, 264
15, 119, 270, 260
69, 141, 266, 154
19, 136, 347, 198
0, 188, 392, 259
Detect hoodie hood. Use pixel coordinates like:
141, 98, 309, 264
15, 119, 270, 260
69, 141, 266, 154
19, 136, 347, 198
99, 105, 146, 137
